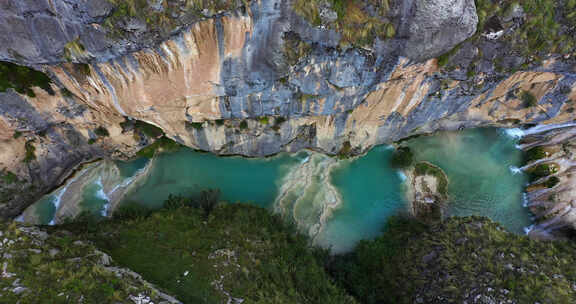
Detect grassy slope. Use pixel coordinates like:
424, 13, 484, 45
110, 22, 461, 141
81, 203, 355, 304
330, 216, 576, 304
0, 223, 169, 303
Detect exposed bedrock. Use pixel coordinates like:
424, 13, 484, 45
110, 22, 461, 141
0, 0, 574, 218
516, 124, 576, 239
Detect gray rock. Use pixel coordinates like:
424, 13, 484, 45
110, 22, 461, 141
403, 0, 478, 61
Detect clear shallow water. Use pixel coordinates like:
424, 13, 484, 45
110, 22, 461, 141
24, 128, 531, 253
403, 128, 530, 234
316, 146, 405, 253
121, 151, 305, 209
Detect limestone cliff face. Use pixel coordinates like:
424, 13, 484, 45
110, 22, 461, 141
516, 124, 576, 239
0, 0, 575, 218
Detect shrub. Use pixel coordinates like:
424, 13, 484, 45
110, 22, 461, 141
524, 146, 547, 163
23, 140, 36, 163
527, 163, 556, 182
136, 136, 182, 158
94, 126, 110, 137
0, 170, 18, 184
187, 122, 204, 130
545, 176, 560, 188
133, 120, 164, 138
338, 141, 353, 159
239, 120, 248, 130
390, 146, 414, 168
521, 91, 538, 107
0, 61, 53, 97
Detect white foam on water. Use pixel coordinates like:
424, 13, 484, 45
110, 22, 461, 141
522, 122, 576, 136
397, 171, 407, 181
503, 128, 525, 139
523, 224, 535, 235
522, 192, 529, 207
95, 176, 111, 217
110, 165, 148, 195
509, 166, 522, 175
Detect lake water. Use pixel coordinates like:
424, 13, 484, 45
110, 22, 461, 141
21, 128, 531, 253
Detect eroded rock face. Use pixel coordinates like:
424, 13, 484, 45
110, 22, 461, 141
0, 0, 113, 63
0, 0, 574, 219
517, 124, 576, 239
402, 0, 478, 61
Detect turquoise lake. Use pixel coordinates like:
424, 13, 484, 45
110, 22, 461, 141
24, 128, 531, 253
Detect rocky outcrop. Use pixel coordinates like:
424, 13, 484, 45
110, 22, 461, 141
402, 0, 478, 61
515, 124, 576, 239
0, 0, 575, 219
404, 161, 449, 222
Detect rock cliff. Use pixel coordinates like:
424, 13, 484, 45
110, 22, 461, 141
0, 0, 575, 218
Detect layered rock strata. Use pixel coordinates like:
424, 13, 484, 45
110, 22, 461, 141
0, 0, 574, 218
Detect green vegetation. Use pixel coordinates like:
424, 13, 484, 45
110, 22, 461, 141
283, 32, 313, 66
79, 196, 354, 304
186, 121, 204, 130
331, 216, 576, 304
258, 116, 269, 124
0, 223, 169, 303
524, 146, 547, 163
104, 0, 249, 38
520, 90, 538, 107
0, 61, 53, 97
133, 120, 164, 138
94, 126, 110, 137
545, 176, 560, 188
0, 170, 18, 184
337, 141, 353, 159
390, 146, 413, 168
13, 130, 22, 139
214, 119, 225, 126
23, 140, 36, 163
272, 116, 287, 131
436, 43, 462, 67
293, 0, 395, 47
414, 161, 448, 196
63, 39, 86, 61
239, 120, 248, 130
438, 0, 576, 70
526, 163, 558, 182
136, 136, 182, 158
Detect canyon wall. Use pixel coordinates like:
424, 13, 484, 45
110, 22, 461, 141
0, 0, 575, 218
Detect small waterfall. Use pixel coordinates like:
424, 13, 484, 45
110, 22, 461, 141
522, 192, 529, 207
397, 171, 407, 181
503, 128, 525, 139
523, 224, 535, 235
95, 176, 111, 217
522, 122, 576, 136
509, 166, 522, 175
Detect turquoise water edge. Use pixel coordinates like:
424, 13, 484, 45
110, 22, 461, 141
23, 128, 531, 253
